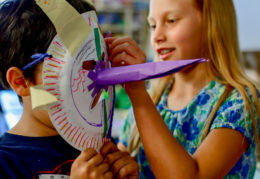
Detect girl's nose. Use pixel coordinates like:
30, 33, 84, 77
152, 25, 166, 43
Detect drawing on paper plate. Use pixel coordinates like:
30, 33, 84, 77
42, 11, 114, 151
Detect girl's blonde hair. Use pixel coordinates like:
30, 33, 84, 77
127, 0, 260, 156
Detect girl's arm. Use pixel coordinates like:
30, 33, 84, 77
106, 37, 249, 179
130, 89, 248, 178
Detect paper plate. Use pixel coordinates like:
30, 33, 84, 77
42, 11, 115, 151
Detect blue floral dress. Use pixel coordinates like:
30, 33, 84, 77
119, 80, 259, 179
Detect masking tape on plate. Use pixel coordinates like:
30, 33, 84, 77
36, 0, 92, 56
30, 85, 57, 110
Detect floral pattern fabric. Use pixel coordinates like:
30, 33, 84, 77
119, 80, 259, 179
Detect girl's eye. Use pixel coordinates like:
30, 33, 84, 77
168, 19, 175, 23
149, 24, 156, 30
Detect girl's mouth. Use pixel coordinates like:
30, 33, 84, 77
158, 48, 175, 60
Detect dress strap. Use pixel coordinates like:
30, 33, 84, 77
198, 84, 234, 146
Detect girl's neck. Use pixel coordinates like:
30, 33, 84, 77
168, 63, 215, 110
175, 63, 213, 90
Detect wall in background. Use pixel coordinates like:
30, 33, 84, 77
233, 0, 260, 52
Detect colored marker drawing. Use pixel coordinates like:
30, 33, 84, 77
42, 11, 114, 151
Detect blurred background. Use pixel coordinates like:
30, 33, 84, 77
0, 0, 259, 177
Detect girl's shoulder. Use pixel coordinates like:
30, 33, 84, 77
220, 83, 260, 111
207, 79, 260, 108
211, 82, 260, 144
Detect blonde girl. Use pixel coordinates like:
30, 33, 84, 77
106, 0, 260, 178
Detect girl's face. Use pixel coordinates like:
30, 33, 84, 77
148, 0, 203, 61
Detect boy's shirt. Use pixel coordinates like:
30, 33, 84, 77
0, 132, 80, 179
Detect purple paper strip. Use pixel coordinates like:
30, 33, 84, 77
88, 58, 207, 97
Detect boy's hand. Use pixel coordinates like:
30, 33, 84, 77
70, 148, 112, 179
100, 141, 139, 179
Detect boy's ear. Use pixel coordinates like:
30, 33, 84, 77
6, 67, 30, 96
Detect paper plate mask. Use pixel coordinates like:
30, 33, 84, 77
34, 0, 207, 151
36, 0, 114, 151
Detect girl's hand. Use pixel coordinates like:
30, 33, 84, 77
70, 148, 112, 179
105, 36, 146, 66
105, 36, 147, 98
100, 141, 139, 179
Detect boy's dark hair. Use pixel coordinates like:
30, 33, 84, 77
0, 0, 95, 89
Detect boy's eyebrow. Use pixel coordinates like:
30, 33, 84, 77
22, 53, 51, 71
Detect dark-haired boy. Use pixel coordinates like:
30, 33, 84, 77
0, 0, 138, 178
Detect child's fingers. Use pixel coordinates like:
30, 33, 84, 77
116, 163, 139, 179
87, 152, 104, 167
105, 37, 117, 45
107, 37, 146, 66
70, 149, 97, 178
109, 42, 138, 64
82, 163, 111, 179
110, 155, 138, 178
104, 171, 113, 179
77, 148, 104, 167
96, 162, 110, 174
110, 52, 137, 67
109, 38, 141, 57
100, 142, 139, 179
78, 148, 98, 162
110, 154, 129, 174
105, 151, 129, 166
100, 141, 119, 157
108, 36, 138, 51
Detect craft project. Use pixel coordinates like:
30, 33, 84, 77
36, 0, 115, 151
33, 0, 207, 152
88, 58, 206, 97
